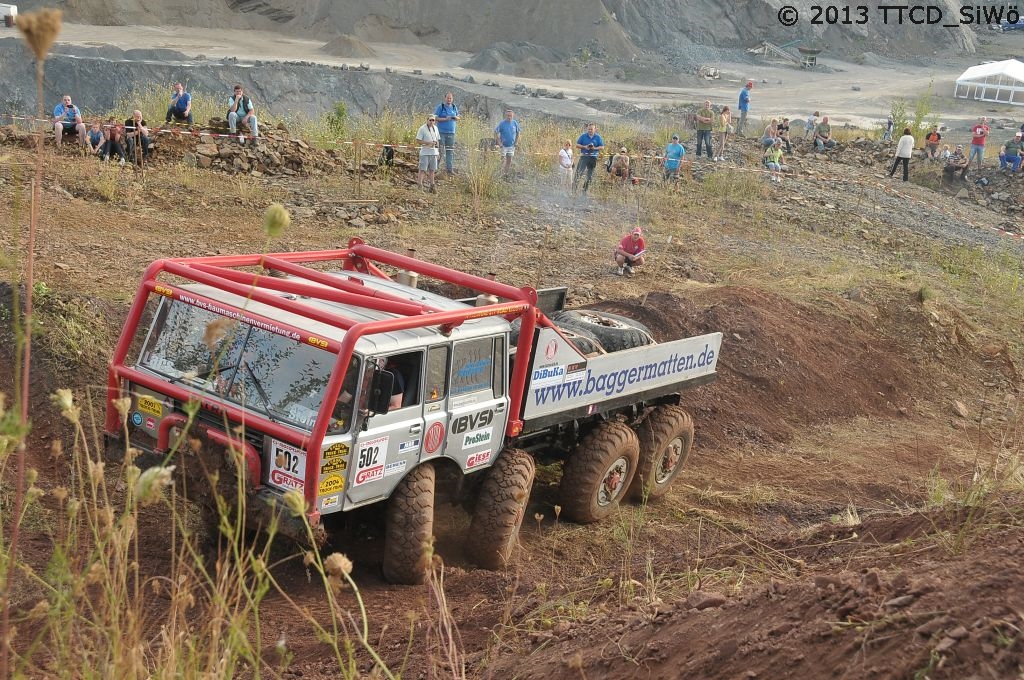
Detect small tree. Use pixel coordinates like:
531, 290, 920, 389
326, 101, 348, 138
889, 98, 908, 140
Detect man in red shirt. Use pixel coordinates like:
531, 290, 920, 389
614, 226, 646, 277
968, 116, 990, 170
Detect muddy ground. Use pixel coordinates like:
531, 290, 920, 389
2, 116, 1024, 680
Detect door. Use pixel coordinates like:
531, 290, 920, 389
420, 344, 451, 462
345, 350, 426, 506
443, 335, 509, 472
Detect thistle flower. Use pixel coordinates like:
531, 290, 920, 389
323, 552, 353, 578
203, 317, 234, 351
52, 388, 80, 423
135, 465, 175, 505
282, 489, 306, 517
112, 396, 132, 423
16, 8, 62, 61
263, 202, 291, 238
87, 458, 105, 484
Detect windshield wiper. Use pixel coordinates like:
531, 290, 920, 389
243, 361, 280, 423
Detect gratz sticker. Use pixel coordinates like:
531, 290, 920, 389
353, 435, 388, 486
466, 450, 492, 469
424, 422, 445, 455
319, 475, 344, 495
269, 439, 306, 490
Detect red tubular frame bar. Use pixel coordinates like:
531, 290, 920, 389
106, 240, 558, 513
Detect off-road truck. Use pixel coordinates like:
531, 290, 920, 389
105, 238, 722, 583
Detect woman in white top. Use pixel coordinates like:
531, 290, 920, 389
558, 140, 573, 191
889, 127, 915, 182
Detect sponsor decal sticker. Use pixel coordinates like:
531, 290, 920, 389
319, 474, 344, 495
323, 441, 349, 459
137, 395, 163, 417
131, 411, 143, 427
320, 458, 348, 475
320, 495, 339, 509
462, 428, 492, 448
269, 439, 306, 491
451, 409, 494, 434
353, 435, 388, 486
384, 460, 407, 476
466, 449, 492, 469
531, 365, 565, 387
399, 438, 421, 453
545, 339, 558, 360
145, 417, 156, 430
424, 422, 445, 455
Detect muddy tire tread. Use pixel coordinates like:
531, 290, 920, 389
467, 449, 536, 570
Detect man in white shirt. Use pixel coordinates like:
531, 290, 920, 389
416, 114, 441, 192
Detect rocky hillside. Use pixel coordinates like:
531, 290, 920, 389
21, 0, 977, 61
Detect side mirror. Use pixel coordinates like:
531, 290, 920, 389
367, 368, 394, 416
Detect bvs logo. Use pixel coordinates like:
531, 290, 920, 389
451, 409, 494, 434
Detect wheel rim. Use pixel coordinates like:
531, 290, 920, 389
597, 455, 631, 506
654, 436, 684, 485
579, 312, 632, 330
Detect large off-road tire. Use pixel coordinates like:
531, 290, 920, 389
382, 463, 435, 585
551, 309, 655, 352
628, 406, 694, 502
511, 318, 605, 357
466, 449, 536, 570
559, 421, 640, 523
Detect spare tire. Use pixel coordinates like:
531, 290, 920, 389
552, 310, 655, 352
511, 318, 605, 357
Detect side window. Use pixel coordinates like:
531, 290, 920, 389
384, 351, 423, 410
451, 337, 494, 397
493, 336, 505, 398
425, 345, 449, 402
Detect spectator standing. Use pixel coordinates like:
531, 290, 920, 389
736, 81, 753, 135
814, 116, 836, 151
882, 116, 894, 142
416, 114, 441, 192
763, 139, 787, 183
573, 122, 604, 194
124, 110, 152, 162
494, 109, 521, 177
804, 111, 819, 139
714, 106, 731, 160
434, 91, 460, 175
889, 127, 915, 182
165, 82, 193, 125
1000, 132, 1024, 173
663, 134, 686, 180
924, 126, 941, 161
968, 116, 990, 170
943, 144, 969, 180
227, 84, 259, 144
613, 227, 646, 277
695, 99, 714, 158
52, 94, 87, 148
558, 140, 574, 191
86, 120, 105, 156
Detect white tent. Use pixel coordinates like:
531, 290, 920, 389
954, 59, 1024, 105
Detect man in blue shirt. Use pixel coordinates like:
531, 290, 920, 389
52, 94, 87, 148
573, 122, 604, 194
737, 81, 753, 135
165, 82, 193, 125
663, 134, 686, 181
494, 109, 521, 177
434, 91, 460, 175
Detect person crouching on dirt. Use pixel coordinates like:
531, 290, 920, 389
763, 139, 787, 183
609, 146, 631, 182
613, 227, 646, 277
943, 145, 969, 181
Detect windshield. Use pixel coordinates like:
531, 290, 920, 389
137, 298, 335, 431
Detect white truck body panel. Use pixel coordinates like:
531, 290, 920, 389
523, 330, 723, 420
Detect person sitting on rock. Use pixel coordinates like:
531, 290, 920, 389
52, 94, 87, 148
123, 110, 152, 162
763, 139, 787, 183
761, 118, 779, 149
609, 146, 631, 181
227, 84, 259, 144
165, 82, 194, 126
613, 226, 646, 277
814, 116, 836, 151
943, 144, 969, 180
100, 118, 127, 166
1000, 132, 1024, 173
778, 117, 792, 153
86, 120, 105, 156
